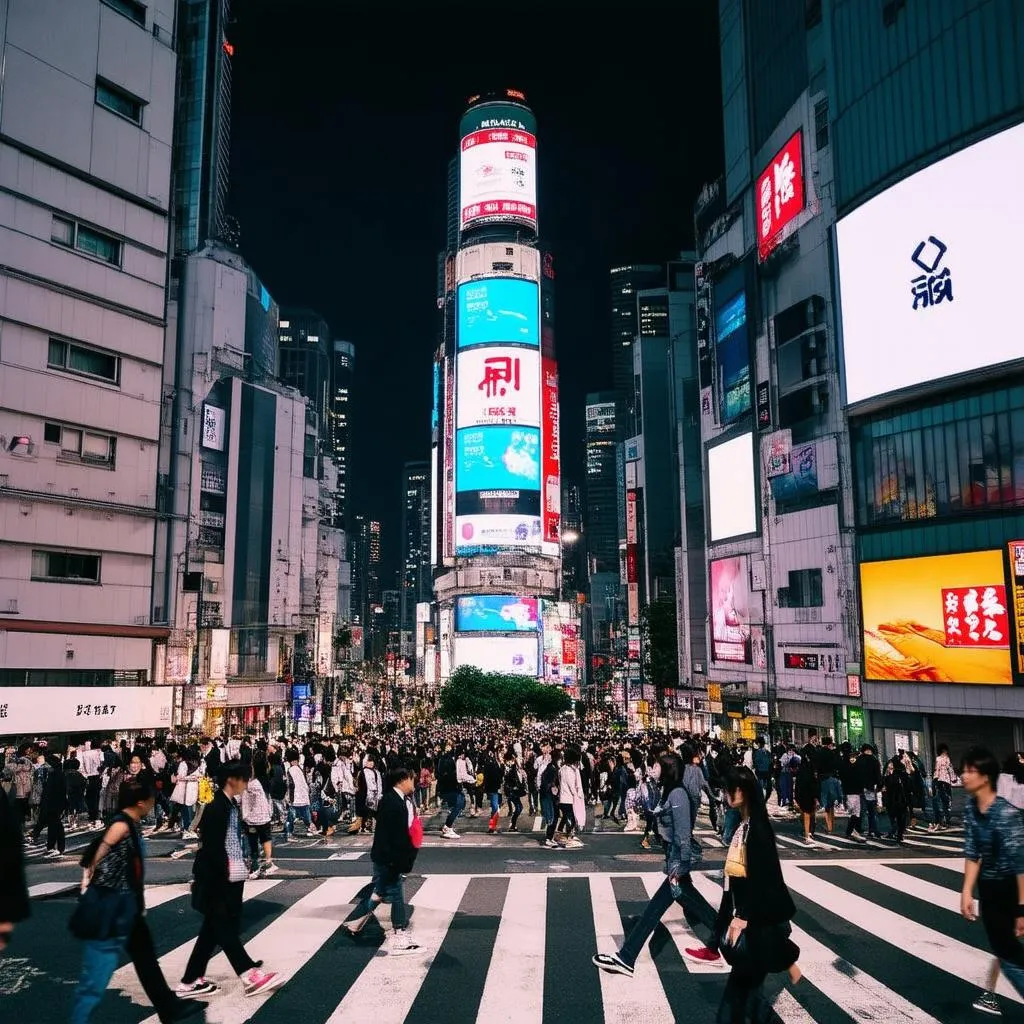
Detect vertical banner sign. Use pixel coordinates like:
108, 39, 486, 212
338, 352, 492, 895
625, 490, 638, 544
542, 357, 560, 544
1008, 541, 1024, 675
757, 129, 805, 261
443, 357, 456, 560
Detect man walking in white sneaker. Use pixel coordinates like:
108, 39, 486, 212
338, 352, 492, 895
342, 768, 423, 955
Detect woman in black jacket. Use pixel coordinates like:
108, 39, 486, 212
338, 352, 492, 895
342, 768, 421, 955
717, 767, 801, 1022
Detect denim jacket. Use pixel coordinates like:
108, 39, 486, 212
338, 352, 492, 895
655, 786, 693, 877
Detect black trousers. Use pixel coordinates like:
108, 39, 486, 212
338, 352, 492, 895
86, 775, 102, 821
183, 881, 258, 983
126, 915, 182, 1022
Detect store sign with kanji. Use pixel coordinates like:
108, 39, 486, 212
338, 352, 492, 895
941, 585, 1008, 647
757, 130, 805, 261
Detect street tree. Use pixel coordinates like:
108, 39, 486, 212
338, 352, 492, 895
438, 665, 572, 725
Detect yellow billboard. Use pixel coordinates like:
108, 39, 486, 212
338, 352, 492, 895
860, 550, 1012, 685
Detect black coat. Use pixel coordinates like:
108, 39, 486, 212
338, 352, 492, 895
193, 790, 235, 889
0, 789, 29, 924
370, 788, 417, 875
730, 815, 795, 926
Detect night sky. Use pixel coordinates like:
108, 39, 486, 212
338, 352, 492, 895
229, 0, 723, 579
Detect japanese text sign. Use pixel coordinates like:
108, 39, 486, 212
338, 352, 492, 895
757, 130, 805, 261
941, 585, 1008, 647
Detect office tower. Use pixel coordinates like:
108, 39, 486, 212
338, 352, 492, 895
330, 341, 355, 529
0, 0, 178, 736
584, 393, 620, 574
400, 461, 431, 637
277, 307, 332, 446
433, 90, 569, 685
610, 264, 665, 424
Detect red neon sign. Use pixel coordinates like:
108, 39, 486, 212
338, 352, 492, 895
756, 130, 805, 261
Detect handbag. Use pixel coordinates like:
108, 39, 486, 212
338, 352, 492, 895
718, 918, 793, 973
68, 884, 137, 940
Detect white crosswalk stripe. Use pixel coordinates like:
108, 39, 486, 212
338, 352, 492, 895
22, 855, 1019, 1023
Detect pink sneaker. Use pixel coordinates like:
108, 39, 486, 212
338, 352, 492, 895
684, 946, 723, 965
242, 969, 284, 996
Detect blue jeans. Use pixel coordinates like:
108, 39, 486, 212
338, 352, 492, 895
931, 781, 952, 823
487, 792, 500, 816
722, 807, 741, 844
442, 790, 465, 828
349, 864, 408, 929
71, 937, 125, 1024
618, 874, 719, 967
540, 794, 555, 826
285, 803, 311, 837
820, 777, 843, 811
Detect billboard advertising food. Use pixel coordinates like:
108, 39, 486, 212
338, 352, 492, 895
457, 278, 539, 349
453, 635, 538, 676
455, 514, 541, 552
541, 357, 560, 547
837, 121, 1024, 407
456, 347, 540, 428
711, 556, 751, 663
860, 550, 1012, 684
456, 594, 539, 632
456, 425, 540, 492
757, 130, 805, 261
707, 431, 757, 542
460, 103, 537, 232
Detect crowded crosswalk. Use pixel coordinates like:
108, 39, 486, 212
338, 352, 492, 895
5, 856, 1019, 1023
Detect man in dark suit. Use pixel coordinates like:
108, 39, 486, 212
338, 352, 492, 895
179, 762, 284, 998
342, 768, 422, 954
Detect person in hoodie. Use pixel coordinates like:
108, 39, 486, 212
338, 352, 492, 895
592, 752, 723, 975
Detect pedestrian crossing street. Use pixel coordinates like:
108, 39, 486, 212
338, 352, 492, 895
10, 855, 1020, 1024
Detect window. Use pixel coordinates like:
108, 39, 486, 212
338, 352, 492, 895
814, 98, 829, 151
31, 550, 101, 584
100, 0, 146, 25
48, 338, 121, 385
95, 79, 144, 125
778, 568, 823, 608
50, 215, 122, 266
44, 421, 116, 466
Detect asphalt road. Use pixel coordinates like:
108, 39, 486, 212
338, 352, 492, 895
7, 804, 1018, 1024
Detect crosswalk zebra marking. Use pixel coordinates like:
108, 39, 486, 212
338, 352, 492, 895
476, 874, 547, 1023
782, 865, 1023, 1005
325, 874, 471, 1024
688, 871, 944, 1024
590, 873, 676, 1022
843, 862, 959, 914
638, 873, 726, 974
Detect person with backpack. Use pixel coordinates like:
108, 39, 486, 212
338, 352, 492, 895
69, 775, 203, 1023
341, 767, 423, 955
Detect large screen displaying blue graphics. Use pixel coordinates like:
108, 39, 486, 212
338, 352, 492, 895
456, 426, 540, 493
716, 290, 751, 424
456, 595, 540, 632
458, 278, 539, 350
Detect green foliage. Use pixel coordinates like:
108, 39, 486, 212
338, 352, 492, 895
438, 665, 571, 725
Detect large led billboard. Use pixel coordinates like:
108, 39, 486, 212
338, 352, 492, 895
716, 290, 751, 424
453, 635, 538, 676
456, 425, 540, 493
707, 431, 756, 542
541, 357, 560, 548
711, 556, 751, 664
757, 130, 805, 261
456, 347, 540, 429
456, 595, 539, 632
455, 513, 542, 552
860, 550, 1012, 685
837, 120, 1024, 407
458, 278, 539, 349
460, 102, 537, 232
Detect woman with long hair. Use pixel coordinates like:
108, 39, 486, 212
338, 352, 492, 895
716, 766, 801, 1021
592, 751, 722, 976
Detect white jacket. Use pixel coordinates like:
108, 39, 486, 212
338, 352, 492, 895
170, 761, 200, 807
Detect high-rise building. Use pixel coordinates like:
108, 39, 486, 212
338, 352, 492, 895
172, 0, 233, 255
400, 461, 431, 638
610, 265, 665, 422
584, 392, 620, 575
367, 519, 382, 611
277, 308, 331, 450
349, 514, 369, 628
433, 91, 569, 686
330, 341, 354, 529
0, 0, 178, 736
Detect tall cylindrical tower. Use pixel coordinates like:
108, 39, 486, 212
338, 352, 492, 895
432, 90, 570, 686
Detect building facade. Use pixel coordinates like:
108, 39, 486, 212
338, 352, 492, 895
0, 0, 178, 737
399, 459, 431, 666
330, 340, 354, 530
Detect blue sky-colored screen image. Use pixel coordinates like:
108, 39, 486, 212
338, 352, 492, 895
456, 595, 540, 632
456, 425, 541, 492
458, 278, 539, 349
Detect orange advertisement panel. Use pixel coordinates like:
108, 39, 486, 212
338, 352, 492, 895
1009, 541, 1024, 675
860, 551, 1012, 685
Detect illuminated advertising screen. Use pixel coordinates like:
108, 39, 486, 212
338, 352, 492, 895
757, 130, 805, 261
716, 289, 751, 424
460, 103, 537, 232
860, 550, 1012, 684
429, 445, 438, 567
456, 594, 539, 632
453, 635, 538, 676
456, 347, 540, 429
457, 278, 539, 350
456, 425, 540, 493
443, 357, 455, 561
837, 121, 1024, 407
541, 357, 560, 547
455, 513, 542, 552
711, 556, 751, 663
431, 359, 440, 440
707, 431, 756, 542
1010, 541, 1024, 676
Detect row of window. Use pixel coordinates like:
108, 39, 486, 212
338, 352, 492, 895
47, 337, 121, 385
42, 421, 116, 468
30, 549, 101, 584
51, 214, 122, 267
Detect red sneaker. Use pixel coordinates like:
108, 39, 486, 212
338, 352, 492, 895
684, 946, 723, 964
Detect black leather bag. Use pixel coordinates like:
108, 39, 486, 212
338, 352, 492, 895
718, 919, 794, 973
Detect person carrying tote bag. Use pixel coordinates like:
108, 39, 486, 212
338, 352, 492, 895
715, 766, 802, 1022
69, 776, 203, 1024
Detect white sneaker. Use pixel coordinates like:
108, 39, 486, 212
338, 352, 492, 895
440, 825, 460, 839
387, 930, 423, 956
543, 839, 560, 849
262, 862, 279, 876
